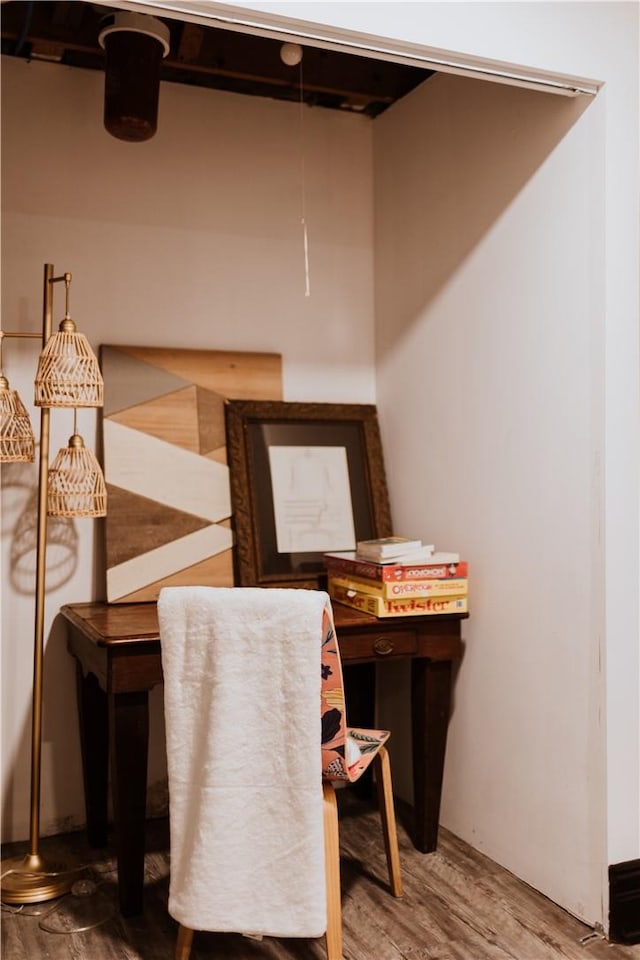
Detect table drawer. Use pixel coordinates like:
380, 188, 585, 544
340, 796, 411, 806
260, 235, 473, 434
340, 628, 418, 662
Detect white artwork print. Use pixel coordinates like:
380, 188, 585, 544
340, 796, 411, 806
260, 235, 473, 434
268, 446, 357, 553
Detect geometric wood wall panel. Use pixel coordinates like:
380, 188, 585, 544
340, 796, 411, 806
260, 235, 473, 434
101, 345, 282, 602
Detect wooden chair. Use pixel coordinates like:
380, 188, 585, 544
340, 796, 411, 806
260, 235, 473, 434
317, 602, 403, 960
164, 593, 402, 960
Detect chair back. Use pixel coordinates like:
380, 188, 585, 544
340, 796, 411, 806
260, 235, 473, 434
320, 603, 349, 779
320, 602, 391, 784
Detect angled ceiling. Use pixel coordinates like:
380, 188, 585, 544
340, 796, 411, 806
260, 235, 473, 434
0, 1, 433, 117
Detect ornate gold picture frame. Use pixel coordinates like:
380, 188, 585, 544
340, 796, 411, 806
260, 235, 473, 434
225, 399, 392, 589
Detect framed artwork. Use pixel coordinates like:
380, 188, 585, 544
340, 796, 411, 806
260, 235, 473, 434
225, 400, 392, 589
101, 346, 282, 602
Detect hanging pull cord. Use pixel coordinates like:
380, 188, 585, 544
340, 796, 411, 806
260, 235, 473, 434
298, 59, 311, 298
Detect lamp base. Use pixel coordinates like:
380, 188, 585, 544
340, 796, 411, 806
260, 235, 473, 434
1, 852, 82, 904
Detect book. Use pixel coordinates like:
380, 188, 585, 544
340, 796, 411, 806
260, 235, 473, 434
329, 581, 468, 618
355, 536, 430, 560
329, 573, 468, 601
371, 545, 438, 564
324, 551, 468, 583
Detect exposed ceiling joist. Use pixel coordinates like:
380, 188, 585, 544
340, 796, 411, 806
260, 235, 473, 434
0, 1, 433, 117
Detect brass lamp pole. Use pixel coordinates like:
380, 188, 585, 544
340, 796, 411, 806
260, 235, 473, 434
1, 264, 106, 903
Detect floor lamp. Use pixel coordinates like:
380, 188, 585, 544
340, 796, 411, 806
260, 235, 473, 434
1, 263, 107, 904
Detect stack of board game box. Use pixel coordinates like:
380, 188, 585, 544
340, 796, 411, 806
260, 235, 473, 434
325, 538, 468, 618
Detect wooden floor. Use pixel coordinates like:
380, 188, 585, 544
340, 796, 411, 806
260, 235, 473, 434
2, 794, 639, 960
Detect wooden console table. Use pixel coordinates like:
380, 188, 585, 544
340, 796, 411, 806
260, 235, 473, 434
61, 600, 465, 916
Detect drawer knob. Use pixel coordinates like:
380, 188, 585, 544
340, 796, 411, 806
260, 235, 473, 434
373, 636, 394, 656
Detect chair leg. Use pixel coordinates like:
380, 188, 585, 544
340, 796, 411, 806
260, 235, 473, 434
175, 923, 194, 960
374, 746, 403, 898
322, 781, 343, 960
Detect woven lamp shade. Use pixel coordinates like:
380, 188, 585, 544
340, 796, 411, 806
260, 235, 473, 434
47, 434, 107, 518
34, 320, 103, 408
0, 376, 36, 462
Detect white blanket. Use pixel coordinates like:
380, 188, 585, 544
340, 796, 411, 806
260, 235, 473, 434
158, 585, 328, 939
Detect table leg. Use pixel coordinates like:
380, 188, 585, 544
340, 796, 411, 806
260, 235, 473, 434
74, 664, 109, 848
411, 658, 453, 853
109, 690, 149, 917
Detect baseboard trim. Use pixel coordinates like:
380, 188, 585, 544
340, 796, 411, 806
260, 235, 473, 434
609, 858, 640, 944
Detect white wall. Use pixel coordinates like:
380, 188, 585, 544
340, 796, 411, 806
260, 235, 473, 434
374, 69, 605, 925
1, 54, 375, 840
